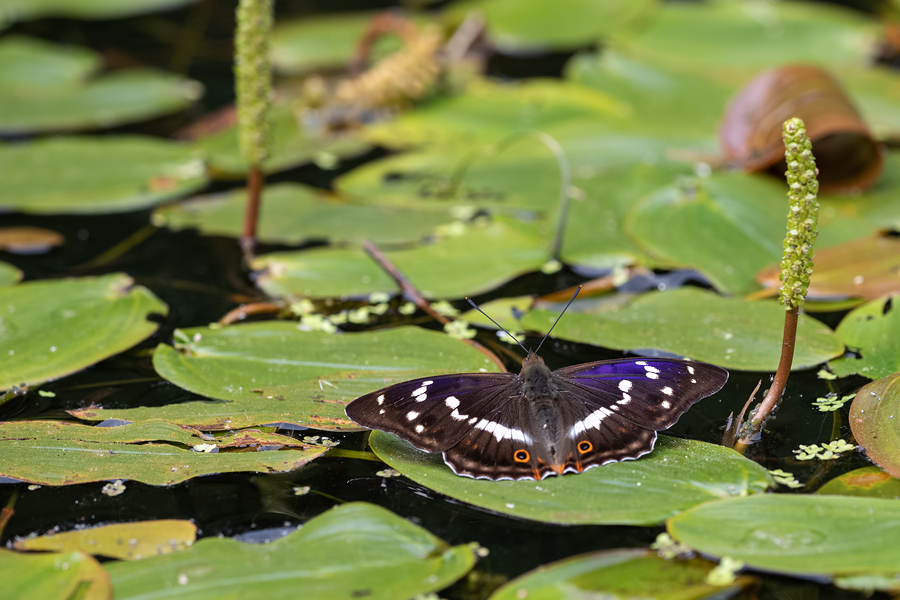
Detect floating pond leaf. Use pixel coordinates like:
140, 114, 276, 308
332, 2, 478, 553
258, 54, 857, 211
816, 466, 900, 500
0, 261, 21, 286
520, 288, 843, 371
489, 548, 754, 600
3, 0, 198, 21
448, 0, 657, 53
271, 11, 430, 74
0, 35, 200, 134
830, 296, 900, 380
757, 234, 900, 303
369, 431, 773, 526
624, 172, 786, 294
106, 502, 477, 600
72, 324, 500, 431
0, 273, 167, 390
253, 218, 548, 299
153, 182, 451, 245
0, 226, 64, 253
614, 1, 879, 78
0, 548, 110, 600
668, 494, 900, 579
13, 520, 196, 560
848, 373, 900, 478
194, 101, 369, 177
0, 136, 207, 214
0, 419, 327, 485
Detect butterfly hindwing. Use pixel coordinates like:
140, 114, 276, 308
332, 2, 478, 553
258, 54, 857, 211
345, 372, 519, 452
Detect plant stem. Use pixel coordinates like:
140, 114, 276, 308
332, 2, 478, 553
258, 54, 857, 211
241, 165, 264, 259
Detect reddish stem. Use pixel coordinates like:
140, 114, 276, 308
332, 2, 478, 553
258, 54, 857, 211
241, 165, 265, 259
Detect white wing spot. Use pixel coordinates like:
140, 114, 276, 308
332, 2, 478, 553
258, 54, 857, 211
468, 417, 478, 424
445, 396, 460, 409
646, 372, 660, 380
618, 394, 631, 405
691, 379, 697, 384
644, 365, 660, 374
661, 400, 671, 409
415, 424, 425, 433
687, 366, 695, 375
377, 395, 385, 405
661, 386, 674, 396
618, 380, 633, 393
379, 409, 385, 414
423, 380, 433, 385
411, 386, 427, 396
415, 393, 427, 402
451, 409, 468, 421
406, 411, 419, 421
635, 361, 647, 365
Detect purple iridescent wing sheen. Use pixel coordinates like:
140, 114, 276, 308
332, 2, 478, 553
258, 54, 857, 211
345, 372, 519, 452
552, 358, 729, 431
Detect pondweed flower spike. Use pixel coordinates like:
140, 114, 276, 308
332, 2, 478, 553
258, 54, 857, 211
734, 118, 819, 453
234, 0, 273, 257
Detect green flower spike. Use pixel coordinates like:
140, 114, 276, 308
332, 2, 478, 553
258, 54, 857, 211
234, 0, 273, 167
779, 118, 820, 309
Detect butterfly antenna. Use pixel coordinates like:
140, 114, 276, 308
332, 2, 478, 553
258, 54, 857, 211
464, 297, 529, 353
534, 285, 582, 355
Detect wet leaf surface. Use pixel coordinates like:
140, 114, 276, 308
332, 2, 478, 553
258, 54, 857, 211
253, 218, 548, 299
154, 182, 452, 245
105, 502, 477, 600
490, 549, 753, 600
3, 0, 197, 21
370, 432, 773, 526
0, 35, 199, 134
13, 520, 196, 560
0, 136, 207, 214
830, 296, 900, 380
668, 494, 900, 578
72, 324, 500, 431
0, 548, 111, 600
0, 261, 22, 286
0, 419, 328, 485
848, 373, 900, 478
521, 288, 844, 371
0, 273, 168, 390
816, 466, 900, 500
625, 173, 785, 294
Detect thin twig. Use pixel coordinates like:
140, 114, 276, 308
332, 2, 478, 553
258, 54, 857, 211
362, 240, 507, 373
241, 165, 265, 262
0, 492, 18, 540
219, 300, 285, 325
722, 379, 761, 448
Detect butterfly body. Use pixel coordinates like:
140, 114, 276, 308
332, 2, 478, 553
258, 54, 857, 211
346, 352, 728, 481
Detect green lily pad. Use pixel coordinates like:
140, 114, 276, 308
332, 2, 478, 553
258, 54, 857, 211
0, 136, 207, 214
615, 1, 879, 79
0, 36, 200, 134
362, 78, 628, 150
0, 273, 168, 391
3, 0, 198, 21
71, 324, 500, 431
448, 0, 658, 53
370, 431, 773, 526
490, 549, 753, 600
624, 173, 786, 294
848, 373, 900, 478
836, 65, 900, 141
831, 296, 900, 380
0, 549, 110, 600
13, 520, 196, 560
153, 182, 452, 245
271, 11, 429, 74
195, 101, 369, 177
106, 502, 477, 600
816, 467, 900, 500
0, 419, 328, 485
668, 494, 900, 578
520, 288, 844, 371
253, 218, 549, 299
0, 261, 21, 286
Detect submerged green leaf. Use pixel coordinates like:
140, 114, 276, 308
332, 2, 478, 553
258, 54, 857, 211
0, 419, 327, 485
668, 494, 900, 578
831, 296, 900, 380
848, 373, 900, 478
370, 432, 772, 526
72, 324, 499, 431
0, 549, 111, 600
106, 502, 477, 600
13, 520, 196, 560
0, 136, 207, 214
520, 288, 843, 371
0, 273, 168, 390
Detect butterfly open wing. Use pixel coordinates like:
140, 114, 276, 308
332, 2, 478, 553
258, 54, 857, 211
345, 372, 519, 452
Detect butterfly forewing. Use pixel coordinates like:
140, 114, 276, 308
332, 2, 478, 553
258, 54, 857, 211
345, 372, 519, 452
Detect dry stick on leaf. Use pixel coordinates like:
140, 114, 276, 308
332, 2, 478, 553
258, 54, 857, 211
731, 118, 820, 453
362, 240, 508, 373
0, 492, 18, 539
234, 0, 273, 260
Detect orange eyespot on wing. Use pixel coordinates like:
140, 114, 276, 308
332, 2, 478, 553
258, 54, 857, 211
513, 449, 530, 463
577, 440, 593, 454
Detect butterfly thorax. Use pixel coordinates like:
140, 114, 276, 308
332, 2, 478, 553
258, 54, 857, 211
519, 353, 564, 461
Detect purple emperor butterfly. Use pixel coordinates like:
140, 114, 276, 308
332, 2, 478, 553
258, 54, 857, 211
346, 289, 728, 481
